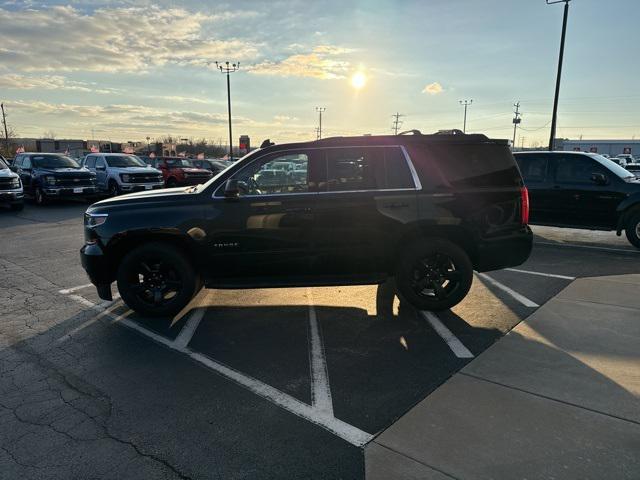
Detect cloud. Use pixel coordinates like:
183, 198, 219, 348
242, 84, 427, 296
0, 74, 118, 94
248, 45, 353, 79
0, 5, 259, 73
422, 82, 444, 95
273, 115, 299, 122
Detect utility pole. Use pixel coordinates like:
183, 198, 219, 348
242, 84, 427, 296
459, 99, 473, 133
547, 0, 571, 151
1, 103, 9, 155
215, 61, 240, 160
146, 136, 151, 154
512, 101, 522, 150
315, 107, 326, 140
392, 112, 404, 135
315, 127, 320, 140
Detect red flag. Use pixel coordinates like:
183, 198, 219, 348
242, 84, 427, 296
124, 146, 134, 154
15, 146, 25, 154
197, 152, 205, 160
90, 145, 99, 153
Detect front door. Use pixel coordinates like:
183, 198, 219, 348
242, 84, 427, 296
204, 149, 321, 280
95, 156, 108, 189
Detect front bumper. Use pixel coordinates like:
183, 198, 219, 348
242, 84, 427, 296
0, 188, 24, 202
121, 182, 164, 192
80, 243, 113, 300
474, 226, 533, 272
44, 186, 97, 196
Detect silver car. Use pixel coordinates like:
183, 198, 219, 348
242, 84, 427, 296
82, 153, 164, 196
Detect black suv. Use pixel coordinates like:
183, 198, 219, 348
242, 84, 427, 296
81, 133, 532, 317
12, 153, 97, 205
514, 151, 640, 248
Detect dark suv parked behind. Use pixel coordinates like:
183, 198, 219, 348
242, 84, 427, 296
514, 151, 640, 248
12, 153, 97, 205
81, 132, 532, 317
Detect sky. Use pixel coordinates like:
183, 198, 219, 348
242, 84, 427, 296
0, 0, 639, 147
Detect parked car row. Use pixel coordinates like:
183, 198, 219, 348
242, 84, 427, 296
2, 152, 233, 206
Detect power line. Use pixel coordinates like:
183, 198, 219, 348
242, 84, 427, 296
391, 112, 404, 135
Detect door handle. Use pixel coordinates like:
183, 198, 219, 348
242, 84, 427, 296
552, 185, 562, 190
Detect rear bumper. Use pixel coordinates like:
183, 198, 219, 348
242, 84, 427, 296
474, 226, 533, 272
80, 243, 113, 300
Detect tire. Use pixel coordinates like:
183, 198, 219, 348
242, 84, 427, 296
10, 202, 24, 211
108, 180, 121, 197
625, 210, 640, 249
116, 243, 201, 317
34, 187, 47, 205
166, 178, 178, 188
395, 238, 473, 312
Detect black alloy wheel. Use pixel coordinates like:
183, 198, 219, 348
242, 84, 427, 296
396, 239, 473, 311
117, 243, 200, 317
109, 180, 121, 197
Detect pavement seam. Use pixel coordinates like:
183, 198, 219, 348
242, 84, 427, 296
370, 441, 460, 480
459, 372, 640, 427
552, 297, 640, 312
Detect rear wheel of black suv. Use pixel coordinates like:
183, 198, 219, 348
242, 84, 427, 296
625, 210, 640, 249
395, 238, 473, 312
117, 243, 201, 318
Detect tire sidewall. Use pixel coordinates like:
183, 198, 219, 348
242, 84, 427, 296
395, 239, 473, 311
625, 211, 640, 249
35, 187, 46, 205
109, 180, 120, 197
116, 243, 199, 317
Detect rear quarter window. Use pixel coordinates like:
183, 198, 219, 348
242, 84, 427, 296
427, 144, 521, 188
514, 154, 549, 182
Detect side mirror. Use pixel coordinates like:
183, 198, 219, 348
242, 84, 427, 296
591, 173, 607, 185
224, 178, 240, 198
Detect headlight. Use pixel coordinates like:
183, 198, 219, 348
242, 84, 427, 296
10, 177, 21, 188
84, 212, 108, 228
45, 175, 57, 185
120, 174, 131, 183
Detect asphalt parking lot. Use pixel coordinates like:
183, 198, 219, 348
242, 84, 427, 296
1, 201, 639, 479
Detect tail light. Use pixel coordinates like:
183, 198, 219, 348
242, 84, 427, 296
520, 186, 530, 225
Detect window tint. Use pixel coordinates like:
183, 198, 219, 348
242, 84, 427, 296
384, 147, 415, 189
235, 152, 309, 195
85, 156, 96, 168
555, 155, 606, 184
515, 154, 548, 182
23, 156, 31, 169
326, 148, 383, 191
429, 144, 520, 187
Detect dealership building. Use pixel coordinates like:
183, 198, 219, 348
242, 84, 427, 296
556, 139, 640, 156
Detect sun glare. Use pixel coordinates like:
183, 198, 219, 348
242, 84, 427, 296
351, 72, 367, 89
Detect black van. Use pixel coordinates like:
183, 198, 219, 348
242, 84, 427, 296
81, 132, 532, 317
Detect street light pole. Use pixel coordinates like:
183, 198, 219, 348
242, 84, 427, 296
315, 107, 326, 139
146, 136, 150, 154
216, 61, 240, 160
547, 0, 571, 151
459, 99, 472, 133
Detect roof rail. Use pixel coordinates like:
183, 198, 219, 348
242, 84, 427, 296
434, 129, 465, 135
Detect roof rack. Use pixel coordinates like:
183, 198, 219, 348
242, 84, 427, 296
434, 129, 465, 135
398, 129, 422, 135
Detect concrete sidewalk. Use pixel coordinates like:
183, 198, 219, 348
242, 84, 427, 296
365, 274, 640, 479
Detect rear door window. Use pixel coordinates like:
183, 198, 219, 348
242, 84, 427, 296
515, 154, 549, 182
325, 147, 384, 191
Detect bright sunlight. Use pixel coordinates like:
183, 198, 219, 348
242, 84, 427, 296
350, 71, 367, 89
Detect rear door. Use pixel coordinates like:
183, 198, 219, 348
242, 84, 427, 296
514, 153, 554, 223
312, 146, 419, 276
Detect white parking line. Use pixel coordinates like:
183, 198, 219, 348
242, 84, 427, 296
174, 308, 206, 349
58, 283, 94, 294
62, 291, 374, 447
307, 289, 334, 417
476, 272, 539, 308
535, 241, 639, 254
420, 311, 474, 359
505, 268, 575, 280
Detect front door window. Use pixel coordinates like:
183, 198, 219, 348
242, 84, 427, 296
234, 153, 310, 196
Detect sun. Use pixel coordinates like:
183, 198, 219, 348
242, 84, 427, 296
350, 71, 367, 89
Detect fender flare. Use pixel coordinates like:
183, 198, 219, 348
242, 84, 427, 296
615, 192, 640, 234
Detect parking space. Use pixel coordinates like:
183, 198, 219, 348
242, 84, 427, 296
2, 202, 639, 478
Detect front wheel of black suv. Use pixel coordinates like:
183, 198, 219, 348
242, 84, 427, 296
395, 238, 473, 312
624, 210, 640, 249
34, 187, 47, 205
117, 243, 201, 318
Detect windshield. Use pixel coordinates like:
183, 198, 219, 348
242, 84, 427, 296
0, 158, 7, 169
199, 149, 261, 192
591, 154, 635, 179
32, 155, 81, 169
106, 155, 146, 168
166, 158, 193, 167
